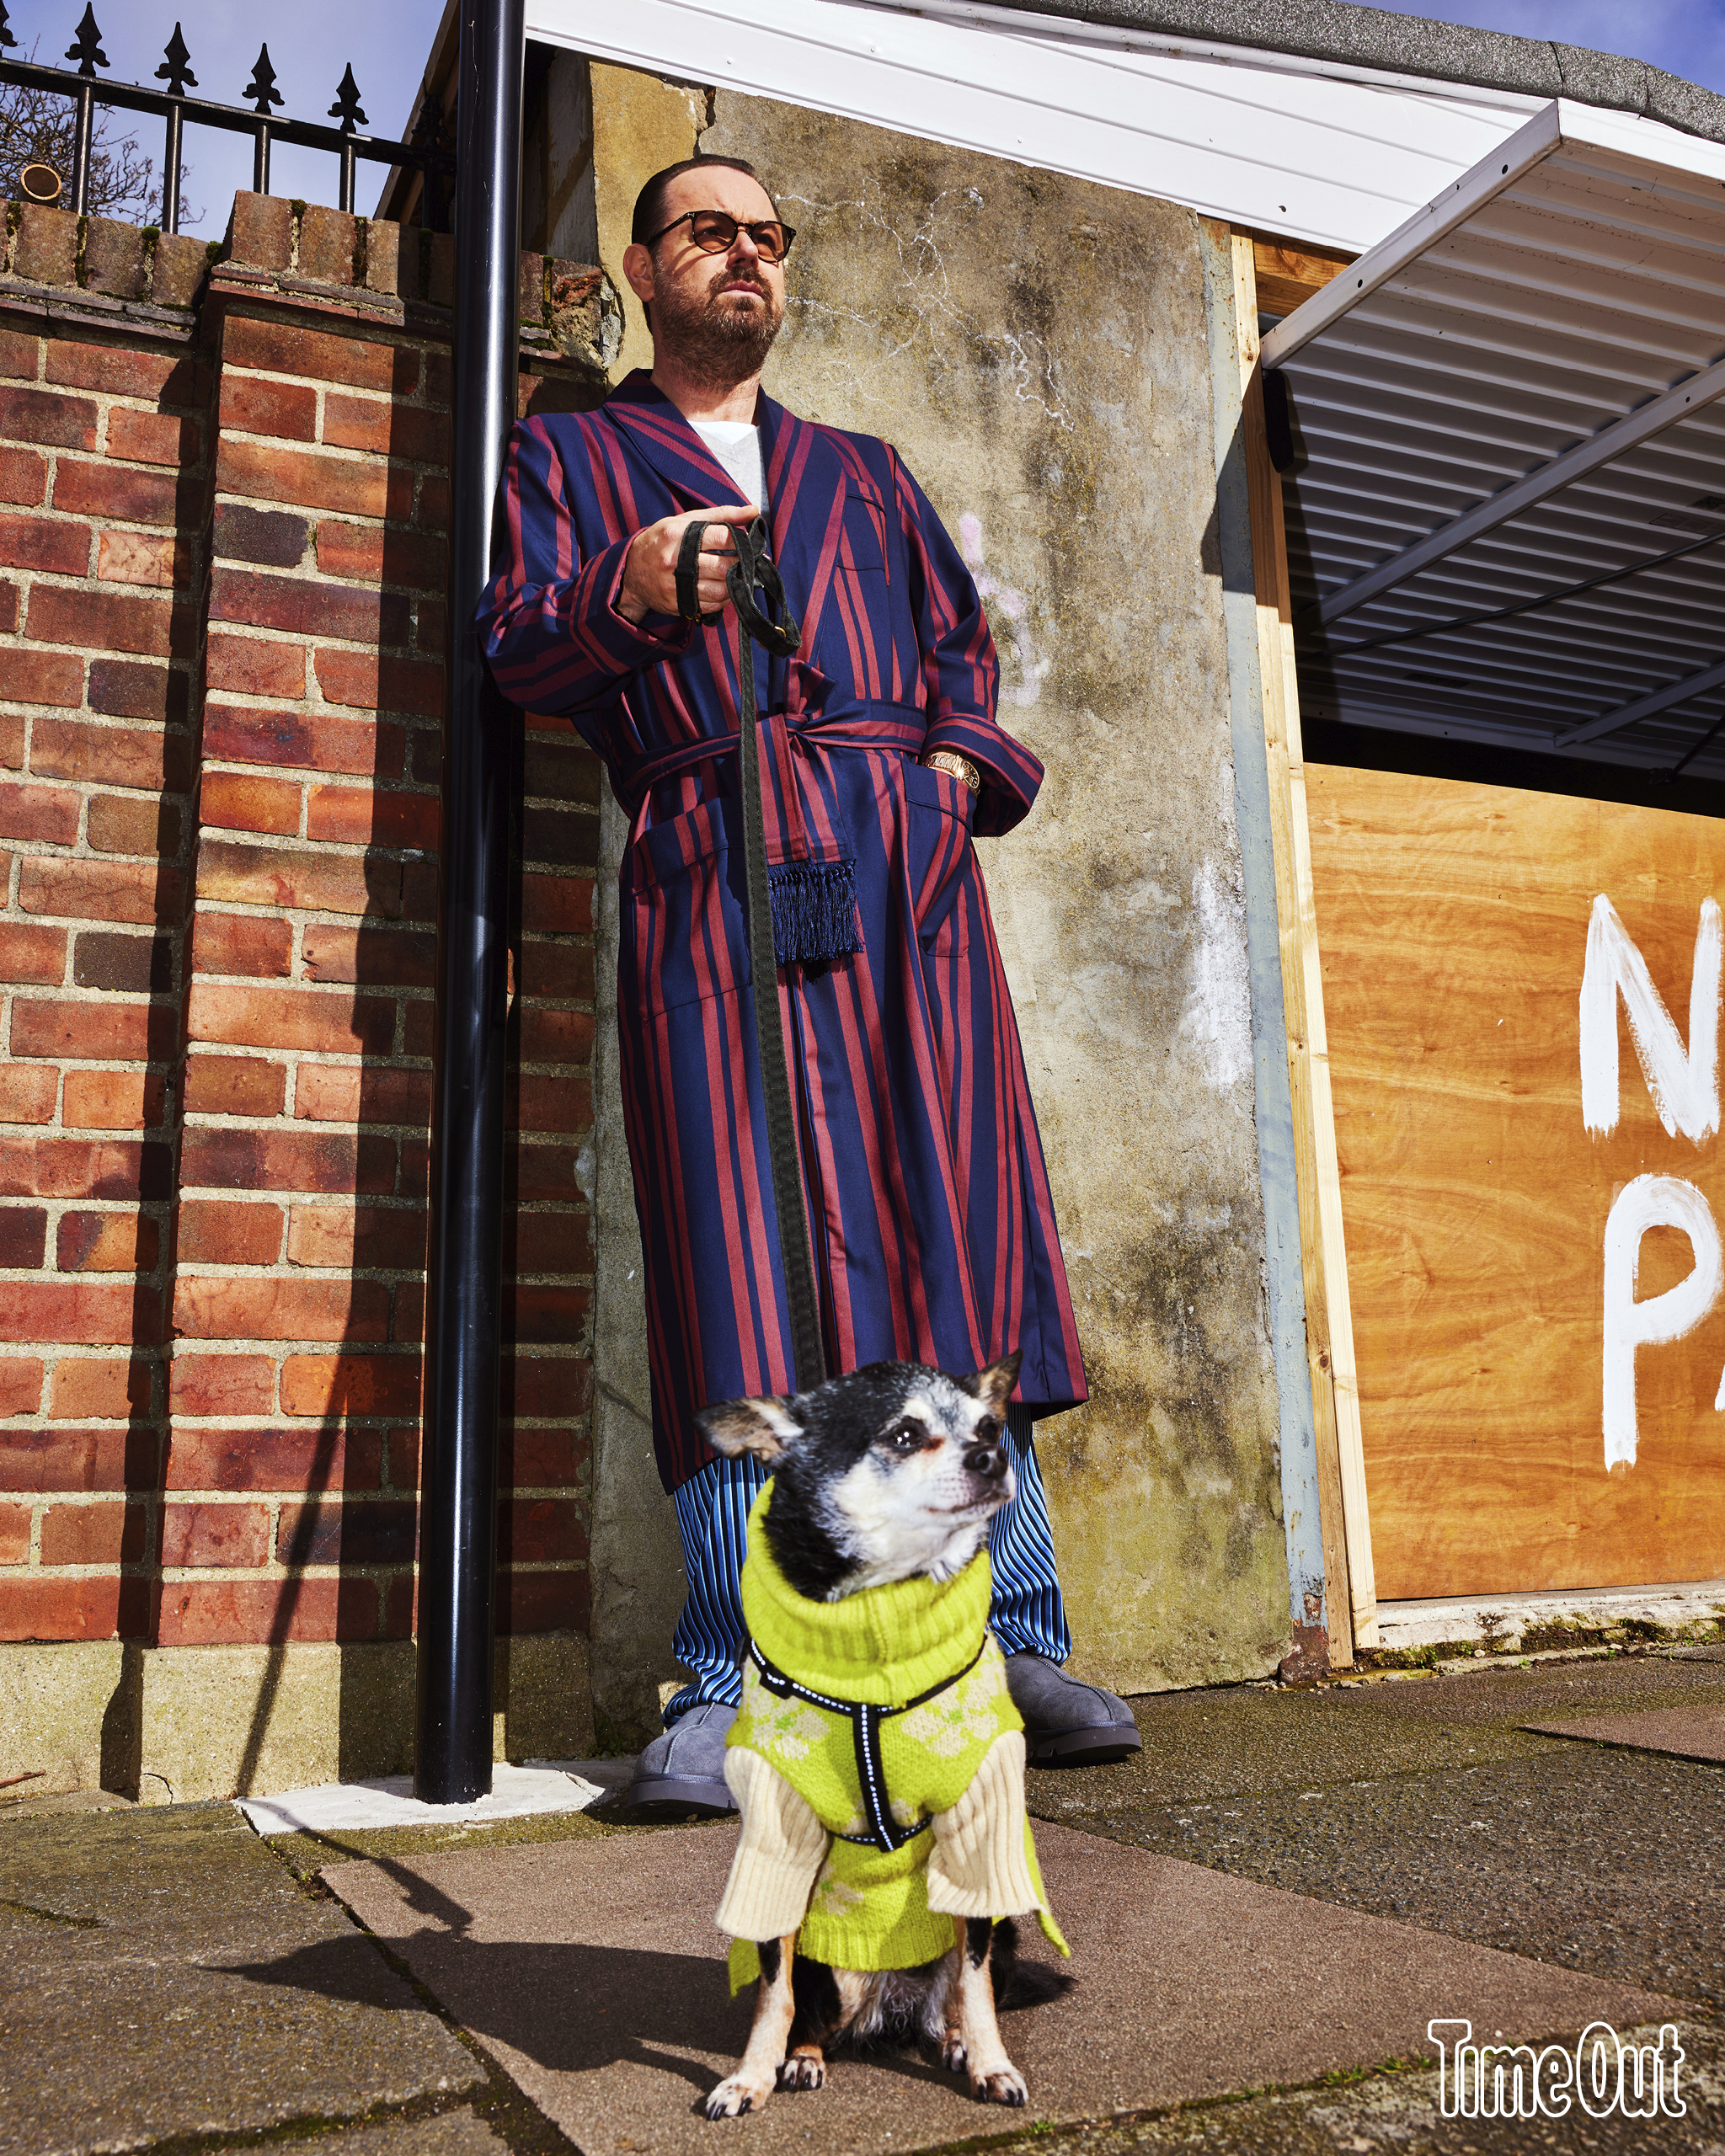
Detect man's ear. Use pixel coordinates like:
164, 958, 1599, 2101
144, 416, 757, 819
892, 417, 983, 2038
695, 1393, 804, 1464
621, 240, 655, 308
966, 1350, 1023, 1422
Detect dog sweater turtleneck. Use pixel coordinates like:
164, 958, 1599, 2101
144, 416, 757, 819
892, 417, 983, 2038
718, 1479, 1068, 1988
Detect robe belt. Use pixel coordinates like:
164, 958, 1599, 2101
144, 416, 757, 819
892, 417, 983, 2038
747, 1631, 990, 1854
623, 700, 929, 814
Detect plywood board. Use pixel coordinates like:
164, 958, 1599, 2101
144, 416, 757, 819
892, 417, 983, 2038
1307, 766, 1725, 1597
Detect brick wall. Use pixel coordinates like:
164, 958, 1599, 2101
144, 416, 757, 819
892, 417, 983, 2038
0, 191, 611, 1768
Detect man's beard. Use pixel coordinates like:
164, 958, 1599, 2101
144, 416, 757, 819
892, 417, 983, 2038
654, 269, 783, 387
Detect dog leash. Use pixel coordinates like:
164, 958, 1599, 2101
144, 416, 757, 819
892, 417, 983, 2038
676, 512, 829, 1395
746, 1634, 990, 1853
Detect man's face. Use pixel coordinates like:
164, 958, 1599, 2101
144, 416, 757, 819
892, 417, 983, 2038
631, 168, 787, 384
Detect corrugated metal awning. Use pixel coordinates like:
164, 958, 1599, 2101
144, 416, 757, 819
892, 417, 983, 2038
1263, 99, 1725, 780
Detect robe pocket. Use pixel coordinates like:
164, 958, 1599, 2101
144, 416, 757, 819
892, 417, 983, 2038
902, 759, 975, 955
842, 490, 888, 576
622, 802, 752, 1016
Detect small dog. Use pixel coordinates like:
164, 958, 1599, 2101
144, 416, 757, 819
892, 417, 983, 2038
694, 1352, 1072, 2120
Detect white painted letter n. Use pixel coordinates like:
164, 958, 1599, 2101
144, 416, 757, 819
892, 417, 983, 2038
1581, 895, 1721, 1142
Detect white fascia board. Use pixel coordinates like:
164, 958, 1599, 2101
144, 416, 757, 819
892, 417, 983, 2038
525, 0, 1542, 253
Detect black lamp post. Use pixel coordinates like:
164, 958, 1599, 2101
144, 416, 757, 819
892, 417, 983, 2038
415, 0, 525, 1804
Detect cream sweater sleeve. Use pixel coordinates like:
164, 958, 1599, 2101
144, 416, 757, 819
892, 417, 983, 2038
925, 1729, 1043, 1919
714, 1746, 832, 1944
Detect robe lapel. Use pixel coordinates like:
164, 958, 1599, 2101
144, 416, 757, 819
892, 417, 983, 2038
602, 370, 743, 510
760, 397, 851, 673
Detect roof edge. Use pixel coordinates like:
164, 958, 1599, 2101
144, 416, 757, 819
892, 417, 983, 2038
977, 0, 1725, 149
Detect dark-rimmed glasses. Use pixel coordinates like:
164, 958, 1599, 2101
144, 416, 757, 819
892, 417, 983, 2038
644, 209, 797, 264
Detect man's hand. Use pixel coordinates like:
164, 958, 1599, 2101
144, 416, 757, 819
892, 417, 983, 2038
617, 504, 760, 625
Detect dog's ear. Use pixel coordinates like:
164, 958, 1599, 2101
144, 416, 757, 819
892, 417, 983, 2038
695, 1393, 804, 1463
966, 1349, 1023, 1420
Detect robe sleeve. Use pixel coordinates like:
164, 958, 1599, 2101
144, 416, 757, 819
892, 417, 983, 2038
477, 415, 693, 727
893, 451, 1044, 839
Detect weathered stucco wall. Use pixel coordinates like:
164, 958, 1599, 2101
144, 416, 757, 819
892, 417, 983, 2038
582, 68, 1294, 1712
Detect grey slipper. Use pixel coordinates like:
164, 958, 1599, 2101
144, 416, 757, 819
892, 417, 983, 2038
1006, 1652, 1142, 1766
619, 1700, 738, 1817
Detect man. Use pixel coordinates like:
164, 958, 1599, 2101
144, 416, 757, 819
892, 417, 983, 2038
480, 154, 1139, 1812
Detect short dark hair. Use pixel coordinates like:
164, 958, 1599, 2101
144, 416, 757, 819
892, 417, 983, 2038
631, 155, 774, 246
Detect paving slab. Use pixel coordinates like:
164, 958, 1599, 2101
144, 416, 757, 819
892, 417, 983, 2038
240, 1757, 634, 1835
1524, 1702, 1725, 1764
0, 1801, 480, 2156
327, 1816, 1669, 2156
308, 2111, 510, 2153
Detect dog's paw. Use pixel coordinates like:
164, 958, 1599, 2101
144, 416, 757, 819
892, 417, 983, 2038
704, 2073, 772, 2119
940, 2031, 968, 2078
970, 2065, 1028, 2106
777, 2050, 825, 2091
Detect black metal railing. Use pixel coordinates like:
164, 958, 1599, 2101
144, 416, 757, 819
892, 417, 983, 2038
0, 3, 454, 232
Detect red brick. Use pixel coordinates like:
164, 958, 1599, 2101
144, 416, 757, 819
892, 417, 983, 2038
0, 1358, 43, 1415
33, 718, 174, 789
0, 712, 19, 769
97, 530, 190, 590
19, 857, 183, 925
219, 375, 317, 443
0, 1280, 155, 1346
0, 1068, 56, 1123
183, 1054, 286, 1118
3, 650, 83, 708
302, 924, 435, 987
161, 1502, 270, 1568
187, 982, 396, 1055
518, 1008, 595, 1065
45, 344, 200, 402
0, 385, 96, 451
281, 1354, 419, 1417
414, 600, 447, 656
499, 1497, 587, 1565
203, 704, 404, 778
512, 1074, 595, 1134
222, 317, 415, 394
503, 1425, 590, 1490
157, 1576, 379, 1646
197, 839, 401, 918
0, 782, 79, 846
52, 460, 184, 526
169, 1353, 275, 1417
174, 1275, 390, 1343
522, 873, 593, 934
514, 1209, 594, 1275
0, 1577, 123, 1642
0, 1205, 45, 1267
189, 911, 292, 979
11, 999, 175, 1064
293, 1065, 433, 1127
393, 1282, 424, 1346
87, 792, 180, 857
298, 205, 358, 286
0, 581, 16, 634
0, 446, 46, 505
88, 659, 190, 724
198, 771, 298, 837
72, 930, 169, 994
204, 632, 305, 699
525, 739, 603, 804
225, 192, 293, 273
40, 1501, 136, 1566
499, 1355, 592, 1420
49, 1358, 151, 1419
305, 786, 438, 851
498, 1567, 587, 1636
0, 1137, 164, 1199
505, 1285, 590, 1346
214, 504, 309, 569
211, 566, 409, 646
56, 1212, 158, 1274
287, 1203, 426, 1269
0, 1502, 29, 1564
0, 330, 35, 381
217, 439, 411, 521
107, 408, 200, 467
0, 1425, 157, 1491
420, 473, 450, 527
278, 1499, 416, 1566
177, 1198, 284, 1267
62, 1070, 167, 1130
29, 585, 185, 659
316, 521, 445, 591
322, 394, 449, 464
313, 648, 443, 718
0, 924, 67, 985
165, 1424, 382, 1492
179, 1128, 394, 1195
0, 511, 89, 575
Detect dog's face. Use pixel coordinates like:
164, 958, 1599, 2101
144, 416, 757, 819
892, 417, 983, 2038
696, 1354, 1022, 1600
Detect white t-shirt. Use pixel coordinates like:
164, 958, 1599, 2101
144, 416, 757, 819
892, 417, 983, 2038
691, 418, 764, 511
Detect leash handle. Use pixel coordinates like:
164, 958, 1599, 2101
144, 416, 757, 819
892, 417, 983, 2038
728, 515, 827, 1395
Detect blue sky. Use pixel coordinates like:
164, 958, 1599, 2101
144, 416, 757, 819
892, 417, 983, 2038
4, 0, 1722, 231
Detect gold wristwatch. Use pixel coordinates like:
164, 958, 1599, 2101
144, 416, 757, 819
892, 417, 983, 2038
923, 750, 980, 793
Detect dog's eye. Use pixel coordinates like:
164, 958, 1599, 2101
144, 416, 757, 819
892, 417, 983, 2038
887, 1422, 926, 1452
975, 1416, 1001, 1446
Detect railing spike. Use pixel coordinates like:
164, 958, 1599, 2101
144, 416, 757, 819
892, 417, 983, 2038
65, 3, 108, 78
328, 62, 368, 135
0, 3, 17, 54
156, 22, 196, 99
243, 41, 285, 115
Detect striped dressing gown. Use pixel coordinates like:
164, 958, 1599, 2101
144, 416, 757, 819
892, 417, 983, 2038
479, 371, 1087, 1494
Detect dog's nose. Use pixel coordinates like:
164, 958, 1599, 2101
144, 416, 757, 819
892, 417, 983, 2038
964, 1443, 1005, 1479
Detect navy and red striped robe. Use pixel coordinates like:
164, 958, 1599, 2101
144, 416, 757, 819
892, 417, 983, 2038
479, 371, 1087, 1492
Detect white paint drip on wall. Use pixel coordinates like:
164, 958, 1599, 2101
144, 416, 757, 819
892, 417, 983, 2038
1601, 1173, 1722, 1470
1579, 894, 1721, 1143
958, 513, 1049, 709
1180, 859, 1252, 1092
